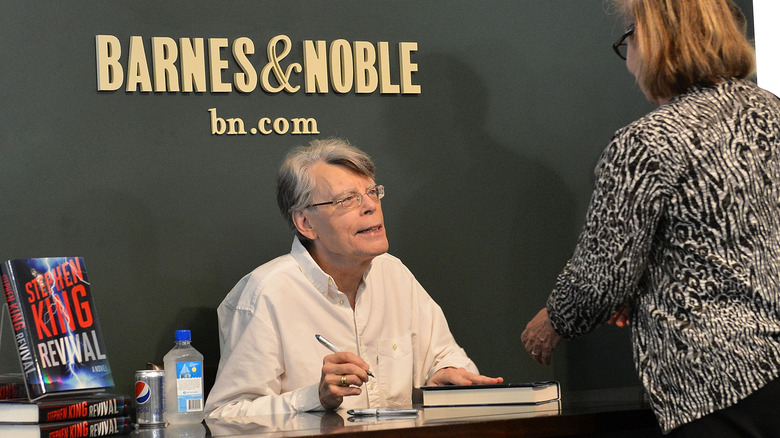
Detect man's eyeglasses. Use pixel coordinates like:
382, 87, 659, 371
306, 185, 385, 210
612, 26, 635, 60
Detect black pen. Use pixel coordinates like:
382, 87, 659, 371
315, 334, 375, 378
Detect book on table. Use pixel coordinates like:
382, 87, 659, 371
0, 392, 130, 423
420, 381, 561, 407
422, 398, 561, 423
1, 257, 114, 401
0, 415, 133, 438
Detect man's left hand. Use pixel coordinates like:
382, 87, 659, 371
428, 367, 504, 386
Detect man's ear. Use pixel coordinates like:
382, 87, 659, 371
293, 209, 317, 240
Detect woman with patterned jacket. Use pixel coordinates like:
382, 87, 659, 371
521, 0, 780, 435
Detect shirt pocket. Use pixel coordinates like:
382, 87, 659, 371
376, 338, 414, 406
378, 338, 412, 360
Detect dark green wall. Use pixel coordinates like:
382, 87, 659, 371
0, 0, 754, 399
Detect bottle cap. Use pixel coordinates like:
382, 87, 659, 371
175, 329, 191, 342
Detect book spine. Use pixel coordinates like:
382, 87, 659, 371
0, 379, 27, 400
39, 416, 133, 438
39, 396, 131, 423
1, 261, 45, 400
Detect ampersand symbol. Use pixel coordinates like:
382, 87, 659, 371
261, 35, 301, 93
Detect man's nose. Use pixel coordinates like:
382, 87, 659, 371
359, 193, 379, 213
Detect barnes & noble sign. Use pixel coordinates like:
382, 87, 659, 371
95, 34, 421, 136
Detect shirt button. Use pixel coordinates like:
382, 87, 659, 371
369, 383, 375, 390
339, 299, 344, 306
328, 278, 333, 285
393, 344, 397, 351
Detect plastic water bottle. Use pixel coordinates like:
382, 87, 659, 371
163, 330, 205, 425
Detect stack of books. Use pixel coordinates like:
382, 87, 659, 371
420, 381, 562, 423
1, 257, 131, 437
0, 387, 132, 438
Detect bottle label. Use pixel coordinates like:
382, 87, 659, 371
175, 360, 204, 413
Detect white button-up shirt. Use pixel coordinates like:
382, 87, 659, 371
204, 238, 477, 418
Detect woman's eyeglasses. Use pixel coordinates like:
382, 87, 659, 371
612, 26, 635, 60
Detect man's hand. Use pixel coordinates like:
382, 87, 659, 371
318, 352, 371, 410
521, 308, 563, 366
428, 367, 504, 386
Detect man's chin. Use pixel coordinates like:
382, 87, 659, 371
371, 243, 389, 256
366, 240, 389, 257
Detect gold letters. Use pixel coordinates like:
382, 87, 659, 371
95, 34, 421, 95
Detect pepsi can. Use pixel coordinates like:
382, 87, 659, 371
135, 369, 165, 426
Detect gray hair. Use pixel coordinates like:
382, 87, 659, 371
276, 138, 376, 242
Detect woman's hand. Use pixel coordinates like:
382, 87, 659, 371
521, 308, 563, 365
607, 306, 630, 328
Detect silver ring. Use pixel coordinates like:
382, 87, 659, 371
340, 375, 347, 386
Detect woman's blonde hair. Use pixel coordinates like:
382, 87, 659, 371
614, 0, 755, 101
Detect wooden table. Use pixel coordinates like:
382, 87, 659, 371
200, 390, 663, 438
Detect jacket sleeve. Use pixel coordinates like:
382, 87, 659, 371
547, 128, 677, 338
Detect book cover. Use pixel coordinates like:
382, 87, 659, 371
0, 415, 132, 438
0, 393, 129, 424
420, 381, 561, 407
1, 257, 114, 400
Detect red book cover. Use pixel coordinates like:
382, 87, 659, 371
1, 257, 114, 401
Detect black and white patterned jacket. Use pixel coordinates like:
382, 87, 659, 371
547, 78, 780, 433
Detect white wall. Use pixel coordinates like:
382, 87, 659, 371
753, 1, 780, 96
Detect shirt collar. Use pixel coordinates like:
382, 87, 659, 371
289, 237, 375, 298
290, 237, 337, 297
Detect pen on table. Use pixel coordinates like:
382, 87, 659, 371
315, 334, 375, 378
347, 408, 419, 417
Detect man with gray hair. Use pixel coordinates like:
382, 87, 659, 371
205, 138, 502, 417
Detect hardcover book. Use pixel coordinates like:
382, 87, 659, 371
1, 257, 114, 400
0, 415, 132, 438
422, 399, 561, 423
0, 393, 129, 424
420, 381, 561, 407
